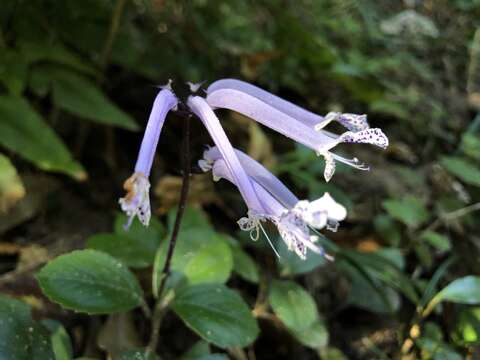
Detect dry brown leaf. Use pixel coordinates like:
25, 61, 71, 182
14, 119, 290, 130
97, 312, 143, 359
154, 173, 219, 214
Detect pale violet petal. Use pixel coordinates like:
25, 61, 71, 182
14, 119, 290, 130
134, 88, 178, 176
207, 78, 323, 127
188, 95, 266, 215
204, 146, 299, 209
206, 88, 339, 153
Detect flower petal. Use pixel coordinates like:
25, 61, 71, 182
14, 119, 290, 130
188, 96, 265, 214
204, 146, 299, 208
206, 88, 340, 153
207, 78, 323, 127
134, 88, 178, 176
339, 128, 389, 149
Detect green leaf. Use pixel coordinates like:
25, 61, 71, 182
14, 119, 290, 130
41, 320, 73, 360
373, 214, 401, 247
0, 95, 86, 180
0, 154, 25, 213
383, 196, 429, 228
0, 50, 28, 95
424, 276, 480, 317
155, 230, 232, 286
113, 213, 165, 242
86, 231, 160, 268
37, 250, 144, 314
338, 258, 400, 314
230, 241, 259, 283
19, 41, 97, 76
460, 133, 480, 160
167, 206, 212, 233
0, 295, 54, 360
342, 250, 419, 304
454, 307, 480, 344
50, 69, 138, 130
180, 340, 210, 360
172, 284, 259, 349
420, 231, 451, 252
269, 280, 318, 332
292, 319, 329, 349
440, 156, 480, 187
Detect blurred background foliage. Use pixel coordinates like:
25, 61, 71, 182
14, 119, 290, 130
1, 0, 480, 359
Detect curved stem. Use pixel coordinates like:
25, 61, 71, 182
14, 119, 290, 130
148, 115, 191, 353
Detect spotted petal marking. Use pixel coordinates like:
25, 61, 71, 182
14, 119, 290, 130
340, 128, 389, 149
315, 112, 370, 133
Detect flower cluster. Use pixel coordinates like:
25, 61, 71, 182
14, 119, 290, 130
119, 79, 388, 259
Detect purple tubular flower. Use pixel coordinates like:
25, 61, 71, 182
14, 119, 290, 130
119, 88, 178, 229
186, 96, 265, 215
201, 147, 346, 260
206, 79, 388, 181
199, 146, 298, 209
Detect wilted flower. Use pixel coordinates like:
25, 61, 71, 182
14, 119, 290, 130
119, 87, 178, 229
200, 146, 346, 259
205, 79, 388, 181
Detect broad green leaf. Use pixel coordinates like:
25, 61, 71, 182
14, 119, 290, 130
231, 242, 259, 283
167, 206, 212, 233
37, 250, 144, 314
292, 319, 329, 349
41, 320, 73, 360
118, 350, 159, 360
0, 50, 28, 95
0, 295, 54, 360
269, 280, 318, 332
50, 69, 138, 130
0, 154, 25, 212
183, 239, 233, 284
0, 95, 86, 180
424, 276, 480, 317
172, 284, 259, 349
19, 41, 97, 76
155, 230, 232, 286
180, 340, 210, 360
86, 232, 160, 268
113, 213, 165, 243
420, 231, 451, 252
440, 156, 480, 187
383, 196, 429, 228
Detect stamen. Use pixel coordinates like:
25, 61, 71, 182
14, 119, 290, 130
318, 151, 336, 182
331, 153, 370, 171
259, 223, 280, 258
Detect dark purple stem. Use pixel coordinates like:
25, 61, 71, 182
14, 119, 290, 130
148, 114, 191, 353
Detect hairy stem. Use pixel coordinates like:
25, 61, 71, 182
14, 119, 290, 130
148, 115, 191, 353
